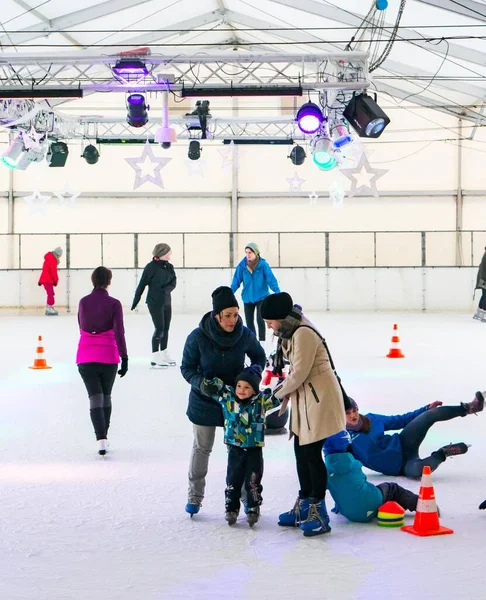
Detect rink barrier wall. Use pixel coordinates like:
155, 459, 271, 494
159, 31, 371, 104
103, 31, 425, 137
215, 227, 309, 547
0, 267, 478, 313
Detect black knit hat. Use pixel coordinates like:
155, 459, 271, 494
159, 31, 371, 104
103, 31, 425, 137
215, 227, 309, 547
212, 286, 239, 314
260, 292, 293, 320
236, 365, 262, 394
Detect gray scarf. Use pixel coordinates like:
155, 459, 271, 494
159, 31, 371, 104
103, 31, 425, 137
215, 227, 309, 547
272, 305, 303, 375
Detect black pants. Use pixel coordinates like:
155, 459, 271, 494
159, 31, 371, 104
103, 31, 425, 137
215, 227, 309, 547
398, 405, 467, 478
294, 435, 327, 501
479, 288, 486, 310
148, 303, 172, 352
78, 363, 117, 441
225, 445, 263, 512
244, 301, 265, 341
377, 482, 418, 512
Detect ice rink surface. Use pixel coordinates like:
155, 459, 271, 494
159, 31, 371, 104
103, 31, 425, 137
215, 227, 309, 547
0, 310, 484, 600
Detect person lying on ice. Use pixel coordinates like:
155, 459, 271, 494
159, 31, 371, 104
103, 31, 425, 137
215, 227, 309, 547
324, 430, 418, 522
345, 393, 484, 479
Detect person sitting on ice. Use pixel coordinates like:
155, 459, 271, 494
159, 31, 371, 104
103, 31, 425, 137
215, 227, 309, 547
346, 393, 484, 479
200, 365, 280, 528
324, 430, 418, 523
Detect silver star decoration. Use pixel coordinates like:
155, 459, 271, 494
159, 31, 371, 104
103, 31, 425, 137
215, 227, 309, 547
55, 184, 80, 207
125, 140, 172, 190
340, 154, 388, 199
24, 190, 51, 215
286, 172, 306, 192
22, 126, 44, 151
185, 157, 208, 178
329, 180, 345, 208
218, 141, 241, 172
309, 191, 319, 205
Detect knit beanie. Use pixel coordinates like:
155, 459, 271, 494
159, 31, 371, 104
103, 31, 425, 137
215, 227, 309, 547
153, 243, 171, 258
212, 286, 239, 314
323, 430, 351, 455
236, 365, 262, 394
260, 292, 293, 320
347, 397, 359, 411
52, 247, 63, 258
245, 242, 260, 256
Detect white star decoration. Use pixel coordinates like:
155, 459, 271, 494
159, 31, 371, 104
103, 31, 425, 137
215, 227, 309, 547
125, 140, 172, 190
218, 141, 241, 172
24, 190, 51, 215
340, 154, 388, 199
185, 157, 208, 177
286, 172, 306, 192
55, 184, 80, 207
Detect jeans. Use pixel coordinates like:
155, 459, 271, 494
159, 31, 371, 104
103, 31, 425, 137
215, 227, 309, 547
148, 303, 172, 352
187, 424, 216, 503
398, 405, 467, 478
377, 482, 418, 511
244, 301, 265, 341
78, 363, 118, 441
294, 435, 327, 501
225, 445, 263, 512
43, 283, 55, 306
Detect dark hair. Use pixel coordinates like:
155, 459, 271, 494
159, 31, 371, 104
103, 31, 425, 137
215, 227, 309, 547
91, 266, 112, 289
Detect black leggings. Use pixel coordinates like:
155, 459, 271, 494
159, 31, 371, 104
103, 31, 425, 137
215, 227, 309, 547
148, 303, 172, 352
78, 363, 117, 441
244, 301, 265, 341
479, 288, 486, 310
294, 435, 327, 501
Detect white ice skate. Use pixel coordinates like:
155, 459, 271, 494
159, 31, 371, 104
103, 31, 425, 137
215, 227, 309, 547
160, 349, 176, 366
150, 352, 169, 369
97, 439, 107, 456
45, 306, 58, 316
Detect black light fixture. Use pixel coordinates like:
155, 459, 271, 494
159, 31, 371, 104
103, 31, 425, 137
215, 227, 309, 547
47, 141, 69, 167
223, 138, 294, 145
126, 94, 149, 127
0, 87, 83, 99
343, 93, 390, 138
81, 144, 99, 165
186, 100, 210, 140
289, 145, 306, 165
188, 140, 202, 161
182, 84, 302, 97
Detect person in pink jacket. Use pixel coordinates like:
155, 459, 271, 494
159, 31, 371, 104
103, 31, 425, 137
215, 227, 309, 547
38, 247, 63, 316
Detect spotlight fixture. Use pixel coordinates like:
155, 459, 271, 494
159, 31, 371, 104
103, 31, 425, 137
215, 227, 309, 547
113, 59, 149, 78
186, 100, 211, 140
126, 94, 149, 128
47, 141, 69, 167
81, 144, 99, 165
289, 145, 306, 166
343, 93, 390, 138
0, 135, 47, 170
312, 138, 337, 171
188, 140, 202, 161
296, 102, 324, 135
1, 135, 25, 169
330, 121, 353, 149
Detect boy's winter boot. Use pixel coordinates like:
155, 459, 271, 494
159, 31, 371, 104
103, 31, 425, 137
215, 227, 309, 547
462, 391, 485, 415
278, 496, 310, 527
300, 498, 331, 538
225, 510, 239, 526
247, 506, 260, 528
185, 500, 201, 517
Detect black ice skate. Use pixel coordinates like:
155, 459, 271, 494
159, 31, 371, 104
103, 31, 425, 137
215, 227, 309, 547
225, 510, 239, 526
247, 507, 260, 528
462, 391, 485, 415
440, 442, 470, 458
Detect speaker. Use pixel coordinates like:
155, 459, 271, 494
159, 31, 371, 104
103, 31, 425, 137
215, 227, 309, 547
47, 142, 69, 167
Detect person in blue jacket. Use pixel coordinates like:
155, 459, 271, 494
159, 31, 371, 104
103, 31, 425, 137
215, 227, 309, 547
181, 286, 266, 516
346, 393, 484, 479
324, 431, 418, 523
231, 242, 280, 342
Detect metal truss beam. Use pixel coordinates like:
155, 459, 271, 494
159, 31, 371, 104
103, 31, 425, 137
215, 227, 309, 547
415, 0, 486, 23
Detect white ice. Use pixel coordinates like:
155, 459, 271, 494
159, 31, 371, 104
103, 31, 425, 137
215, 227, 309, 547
0, 311, 484, 600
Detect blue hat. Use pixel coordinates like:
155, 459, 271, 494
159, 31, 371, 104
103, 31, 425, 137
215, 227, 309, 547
236, 365, 262, 394
324, 430, 351, 455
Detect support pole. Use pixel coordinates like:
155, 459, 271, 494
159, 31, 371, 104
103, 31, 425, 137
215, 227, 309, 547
456, 118, 464, 266
230, 96, 239, 269
7, 168, 14, 268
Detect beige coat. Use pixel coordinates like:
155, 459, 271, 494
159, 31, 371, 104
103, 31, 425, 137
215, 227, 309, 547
274, 317, 346, 445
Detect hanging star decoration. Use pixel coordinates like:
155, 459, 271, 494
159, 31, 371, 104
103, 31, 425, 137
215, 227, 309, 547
185, 157, 208, 178
55, 183, 80, 207
23, 190, 51, 215
309, 191, 319, 205
125, 140, 172, 190
329, 180, 345, 208
286, 172, 306, 192
340, 153, 388, 199
22, 125, 45, 151
218, 141, 240, 172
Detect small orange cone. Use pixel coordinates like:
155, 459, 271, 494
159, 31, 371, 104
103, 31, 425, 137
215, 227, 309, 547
28, 335, 52, 370
401, 466, 453, 537
386, 324, 405, 358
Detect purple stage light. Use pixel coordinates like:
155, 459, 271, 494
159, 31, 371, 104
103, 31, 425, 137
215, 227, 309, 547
296, 102, 324, 135
113, 59, 149, 77
127, 94, 149, 127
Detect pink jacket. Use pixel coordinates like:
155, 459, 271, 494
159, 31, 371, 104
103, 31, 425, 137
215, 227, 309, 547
76, 330, 120, 365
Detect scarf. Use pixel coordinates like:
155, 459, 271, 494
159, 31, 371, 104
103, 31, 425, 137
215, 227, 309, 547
246, 256, 259, 274
200, 311, 244, 350
346, 414, 371, 434
272, 304, 303, 375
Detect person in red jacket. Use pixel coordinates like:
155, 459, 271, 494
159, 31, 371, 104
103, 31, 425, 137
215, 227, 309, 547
38, 247, 62, 315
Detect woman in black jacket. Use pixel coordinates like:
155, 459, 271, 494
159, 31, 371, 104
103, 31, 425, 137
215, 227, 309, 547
131, 243, 177, 368
181, 286, 266, 516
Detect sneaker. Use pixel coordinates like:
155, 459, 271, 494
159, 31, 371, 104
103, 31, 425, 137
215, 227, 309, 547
160, 350, 176, 367
185, 501, 201, 517
300, 499, 331, 538
462, 391, 485, 415
440, 442, 470, 458
278, 497, 310, 527
225, 510, 239, 526
97, 439, 107, 456
247, 507, 260, 528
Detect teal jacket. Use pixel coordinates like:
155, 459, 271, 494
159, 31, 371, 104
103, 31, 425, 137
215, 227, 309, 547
325, 452, 384, 523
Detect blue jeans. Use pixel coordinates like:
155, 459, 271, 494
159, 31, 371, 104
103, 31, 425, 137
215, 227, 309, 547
398, 405, 466, 478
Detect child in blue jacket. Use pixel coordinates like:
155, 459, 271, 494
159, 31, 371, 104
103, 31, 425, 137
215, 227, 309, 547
200, 365, 280, 527
324, 431, 418, 523
346, 393, 484, 479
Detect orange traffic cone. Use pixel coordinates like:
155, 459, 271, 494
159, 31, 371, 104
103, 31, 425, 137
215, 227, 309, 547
386, 324, 405, 358
28, 335, 52, 370
401, 466, 453, 537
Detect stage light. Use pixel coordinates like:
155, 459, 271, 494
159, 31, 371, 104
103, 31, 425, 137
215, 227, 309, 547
188, 140, 202, 161
81, 144, 99, 165
47, 141, 69, 167
343, 93, 390, 138
312, 138, 337, 171
289, 145, 306, 165
113, 59, 148, 77
296, 102, 324, 135
127, 94, 149, 128
1, 135, 25, 169
330, 121, 353, 149
186, 100, 211, 140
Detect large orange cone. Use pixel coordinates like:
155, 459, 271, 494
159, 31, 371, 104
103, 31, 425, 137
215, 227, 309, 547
28, 335, 52, 370
386, 324, 405, 358
402, 466, 453, 537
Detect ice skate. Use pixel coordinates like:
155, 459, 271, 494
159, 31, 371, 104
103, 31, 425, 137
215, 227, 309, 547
45, 305, 58, 316
225, 510, 239, 526
97, 439, 107, 456
185, 500, 200, 517
278, 497, 310, 527
160, 349, 176, 367
150, 352, 169, 369
462, 391, 485, 415
300, 499, 331, 538
440, 442, 470, 458
247, 507, 260, 528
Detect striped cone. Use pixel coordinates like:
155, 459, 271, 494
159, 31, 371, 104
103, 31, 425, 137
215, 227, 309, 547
28, 335, 52, 370
386, 324, 405, 358
401, 466, 453, 537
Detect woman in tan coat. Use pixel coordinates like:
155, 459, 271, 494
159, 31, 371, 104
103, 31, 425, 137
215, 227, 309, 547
261, 292, 346, 538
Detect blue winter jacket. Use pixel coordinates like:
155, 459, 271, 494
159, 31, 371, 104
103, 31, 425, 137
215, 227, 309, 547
348, 406, 429, 476
181, 313, 266, 427
231, 257, 280, 304
326, 452, 384, 523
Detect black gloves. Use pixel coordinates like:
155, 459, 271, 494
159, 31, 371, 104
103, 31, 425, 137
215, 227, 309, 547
200, 377, 223, 397
118, 357, 128, 378
479, 500, 486, 510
